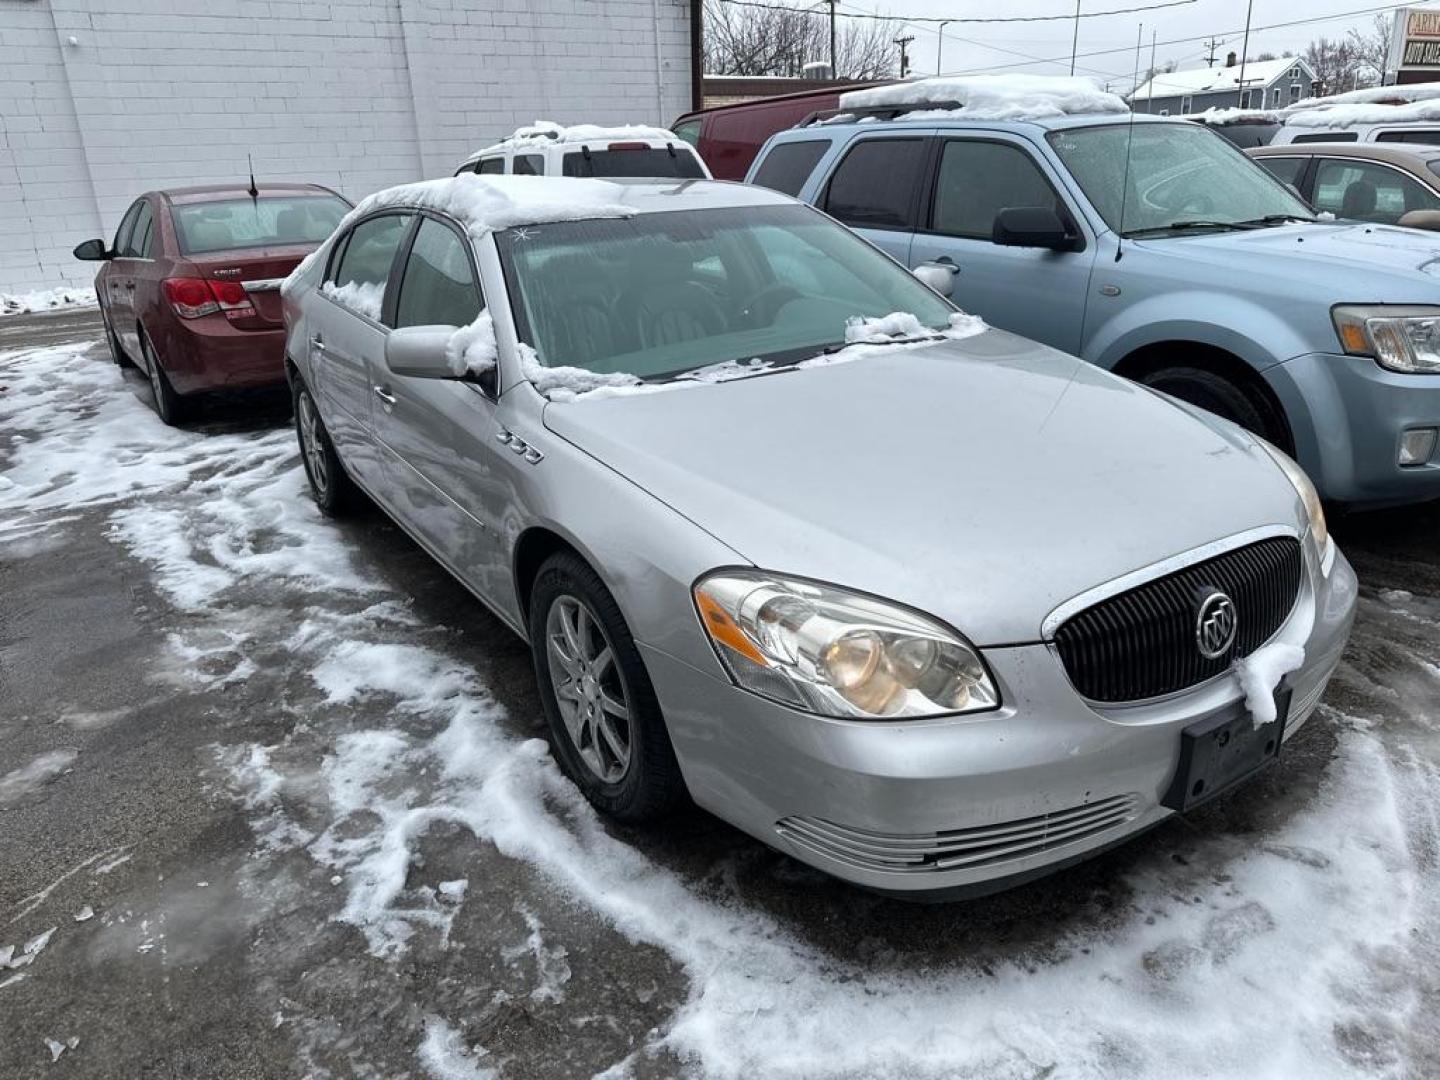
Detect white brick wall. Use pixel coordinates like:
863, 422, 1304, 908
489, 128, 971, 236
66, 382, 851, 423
0, 0, 693, 292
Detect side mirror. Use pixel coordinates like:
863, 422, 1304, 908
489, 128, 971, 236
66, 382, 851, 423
385, 325, 459, 379
912, 262, 957, 297
992, 207, 1075, 251
73, 238, 110, 261
1398, 209, 1440, 232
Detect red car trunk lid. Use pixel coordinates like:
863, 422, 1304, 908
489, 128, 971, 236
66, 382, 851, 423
187, 245, 317, 328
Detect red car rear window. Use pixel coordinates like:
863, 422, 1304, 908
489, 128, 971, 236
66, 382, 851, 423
172, 195, 349, 255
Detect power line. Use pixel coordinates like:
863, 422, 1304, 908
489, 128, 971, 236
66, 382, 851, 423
936, 2, 1411, 76
716, 0, 1198, 25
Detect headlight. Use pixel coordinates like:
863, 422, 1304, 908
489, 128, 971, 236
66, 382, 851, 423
693, 570, 999, 720
1333, 305, 1440, 374
1255, 439, 1328, 552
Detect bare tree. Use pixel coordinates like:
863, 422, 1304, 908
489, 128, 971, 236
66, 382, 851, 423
1346, 14, 1391, 85
703, 0, 899, 80
1303, 16, 1389, 96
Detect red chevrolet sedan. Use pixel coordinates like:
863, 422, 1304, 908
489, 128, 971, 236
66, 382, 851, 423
75, 183, 351, 423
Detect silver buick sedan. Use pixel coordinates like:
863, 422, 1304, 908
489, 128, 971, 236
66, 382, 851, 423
282, 175, 1356, 897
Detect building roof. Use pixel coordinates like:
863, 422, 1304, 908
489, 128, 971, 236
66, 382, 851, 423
1131, 57, 1311, 102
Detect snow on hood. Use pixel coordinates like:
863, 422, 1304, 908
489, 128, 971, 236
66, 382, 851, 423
1282, 97, 1440, 129
839, 74, 1127, 121
482, 119, 681, 152
284, 174, 634, 295
1284, 83, 1440, 113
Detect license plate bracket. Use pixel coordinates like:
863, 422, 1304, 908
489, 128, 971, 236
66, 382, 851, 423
1161, 684, 1292, 813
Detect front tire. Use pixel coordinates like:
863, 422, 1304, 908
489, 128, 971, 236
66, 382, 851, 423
529, 551, 685, 822
1138, 366, 1276, 444
140, 328, 188, 425
293, 379, 359, 516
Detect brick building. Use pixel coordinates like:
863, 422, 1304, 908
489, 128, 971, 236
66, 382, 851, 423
0, 0, 698, 293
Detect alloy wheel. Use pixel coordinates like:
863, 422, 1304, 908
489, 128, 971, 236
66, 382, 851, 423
297, 391, 330, 499
545, 595, 632, 784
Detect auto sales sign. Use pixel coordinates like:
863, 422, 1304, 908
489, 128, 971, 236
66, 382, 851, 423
1390, 7, 1440, 77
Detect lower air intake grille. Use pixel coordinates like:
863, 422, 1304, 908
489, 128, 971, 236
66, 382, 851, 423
1053, 536, 1303, 703
776, 793, 1142, 875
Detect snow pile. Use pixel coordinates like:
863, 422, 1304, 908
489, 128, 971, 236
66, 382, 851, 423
487, 119, 680, 150
419, 1016, 498, 1080
1, 285, 97, 317
320, 280, 383, 321
1283, 97, 1440, 129
1285, 83, 1440, 113
1181, 107, 1282, 126
1, 927, 57, 988
843, 310, 939, 344
0, 749, 79, 806
285, 175, 635, 293
1234, 642, 1307, 729
839, 74, 1127, 121
444, 311, 498, 377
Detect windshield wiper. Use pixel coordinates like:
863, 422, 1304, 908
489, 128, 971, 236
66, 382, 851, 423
1123, 220, 1261, 238
814, 332, 946, 356
1232, 214, 1316, 227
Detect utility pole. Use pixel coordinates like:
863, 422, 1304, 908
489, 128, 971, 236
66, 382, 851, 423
1070, 0, 1081, 76
1203, 37, 1224, 68
895, 33, 915, 78
937, 19, 954, 75
826, 0, 837, 79
1147, 28, 1156, 112
1237, 0, 1254, 107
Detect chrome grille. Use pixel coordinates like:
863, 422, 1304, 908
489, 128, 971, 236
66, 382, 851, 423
776, 793, 1142, 875
1053, 536, 1303, 703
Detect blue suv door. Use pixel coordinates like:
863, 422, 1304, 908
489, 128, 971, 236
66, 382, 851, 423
908, 136, 1094, 355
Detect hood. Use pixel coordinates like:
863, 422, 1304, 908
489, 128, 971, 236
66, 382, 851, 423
541, 331, 1302, 646
1139, 220, 1440, 298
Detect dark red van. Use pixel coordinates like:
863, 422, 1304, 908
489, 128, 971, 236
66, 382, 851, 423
75, 183, 350, 424
672, 82, 886, 180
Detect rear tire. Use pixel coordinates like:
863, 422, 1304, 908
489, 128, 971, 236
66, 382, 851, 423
293, 378, 360, 516
529, 551, 686, 823
1138, 366, 1275, 442
140, 328, 189, 425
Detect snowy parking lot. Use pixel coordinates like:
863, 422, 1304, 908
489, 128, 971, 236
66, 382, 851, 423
2, 309, 1439, 1079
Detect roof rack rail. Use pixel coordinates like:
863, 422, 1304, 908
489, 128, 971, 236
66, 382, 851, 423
796, 101, 963, 129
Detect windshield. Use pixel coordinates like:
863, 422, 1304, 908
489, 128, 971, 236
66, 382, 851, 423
172, 195, 350, 254
496, 204, 956, 380
1048, 122, 1313, 236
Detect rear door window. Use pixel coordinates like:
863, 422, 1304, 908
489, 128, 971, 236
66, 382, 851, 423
124, 201, 154, 257
477, 157, 505, 175
513, 154, 544, 176
1312, 158, 1440, 223
672, 118, 701, 147
1291, 132, 1357, 144
822, 138, 925, 231
1375, 129, 1440, 145
929, 139, 1067, 240
752, 140, 829, 196
1255, 156, 1307, 188
394, 218, 483, 330
561, 147, 705, 178
326, 213, 413, 322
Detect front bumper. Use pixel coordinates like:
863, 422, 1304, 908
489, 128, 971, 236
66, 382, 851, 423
644, 542, 1357, 896
1266, 351, 1440, 506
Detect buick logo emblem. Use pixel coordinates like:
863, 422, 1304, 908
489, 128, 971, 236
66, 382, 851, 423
1195, 590, 1238, 660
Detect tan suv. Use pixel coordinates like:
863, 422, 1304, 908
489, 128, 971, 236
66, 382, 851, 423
1249, 141, 1440, 231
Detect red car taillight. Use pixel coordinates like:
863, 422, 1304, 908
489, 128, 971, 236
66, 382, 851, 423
162, 277, 256, 320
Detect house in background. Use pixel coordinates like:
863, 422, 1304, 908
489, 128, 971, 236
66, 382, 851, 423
1130, 54, 1318, 115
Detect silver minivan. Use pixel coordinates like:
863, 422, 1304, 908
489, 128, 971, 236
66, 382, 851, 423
282, 174, 1355, 897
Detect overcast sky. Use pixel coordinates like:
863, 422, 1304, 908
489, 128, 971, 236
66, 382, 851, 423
838, 0, 1417, 90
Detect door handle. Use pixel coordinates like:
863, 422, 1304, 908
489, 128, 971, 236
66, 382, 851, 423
373, 385, 397, 407
310, 334, 325, 352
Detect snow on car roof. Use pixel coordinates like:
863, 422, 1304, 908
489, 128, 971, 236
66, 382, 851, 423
1282, 97, 1440, 129
837, 74, 1127, 121
283, 175, 637, 291
474, 119, 682, 156
1284, 83, 1440, 113
1180, 107, 1282, 126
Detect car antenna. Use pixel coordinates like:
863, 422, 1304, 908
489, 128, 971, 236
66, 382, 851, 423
1115, 22, 1142, 262
247, 153, 259, 201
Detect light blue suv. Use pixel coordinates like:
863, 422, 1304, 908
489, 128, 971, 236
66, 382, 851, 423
747, 111, 1440, 507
